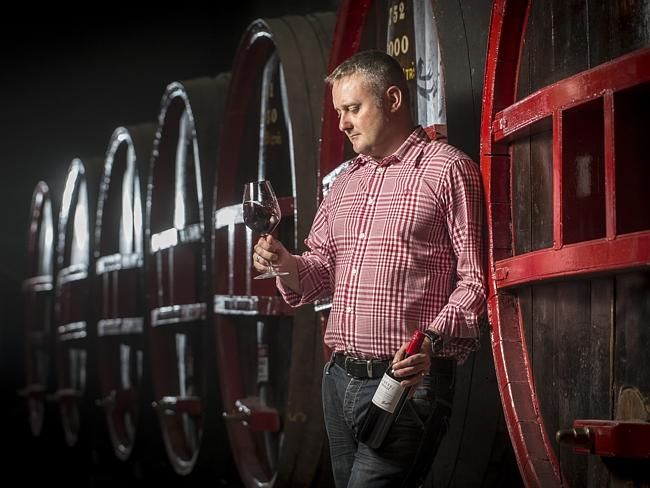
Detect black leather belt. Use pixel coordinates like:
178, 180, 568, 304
333, 353, 456, 381
332, 353, 390, 379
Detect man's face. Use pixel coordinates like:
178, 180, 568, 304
331, 74, 391, 158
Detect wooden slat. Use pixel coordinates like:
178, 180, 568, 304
614, 271, 650, 407
586, 277, 615, 484
510, 123, 531, 255
555, 281, 591, 484
531, 130, 554, 251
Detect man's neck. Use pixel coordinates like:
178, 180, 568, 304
367, 124, 415, 160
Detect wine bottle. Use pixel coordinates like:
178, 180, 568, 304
358, 330, 426, 449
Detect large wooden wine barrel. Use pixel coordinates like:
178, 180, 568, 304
22, 181, 55, 437
211, 13, 335, 487
54, 157, 99, 449
145, 75, 232, 478
482, 0, 650, 486
94, 123, 156, 461
318, 1, 522, 486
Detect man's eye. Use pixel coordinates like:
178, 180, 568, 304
350, 106, 359, 113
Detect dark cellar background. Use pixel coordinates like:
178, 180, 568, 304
0, 3, 337, 482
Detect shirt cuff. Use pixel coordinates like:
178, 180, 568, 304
276, 275, 303, 306
431, 303, 480, 338
275, 255, 313, 307
430, 304, 484, 362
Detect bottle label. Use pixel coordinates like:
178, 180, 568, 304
371, 374, 405, 413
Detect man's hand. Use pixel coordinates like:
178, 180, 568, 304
252, 235, 301, 293
390, 339, 431, 388
252, 235, 284, 272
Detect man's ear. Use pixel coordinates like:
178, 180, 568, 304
386, 86, 402, 112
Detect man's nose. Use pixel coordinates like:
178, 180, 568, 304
338, 113, 352, 132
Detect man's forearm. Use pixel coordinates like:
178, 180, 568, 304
278, 254, 302, 294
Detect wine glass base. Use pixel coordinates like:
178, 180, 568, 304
254, 271, 290, 280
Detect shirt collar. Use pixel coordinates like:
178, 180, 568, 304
350, 126, 429, 169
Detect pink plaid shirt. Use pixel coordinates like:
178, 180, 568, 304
278, 127, 485, 363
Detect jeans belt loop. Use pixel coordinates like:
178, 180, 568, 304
344, 355, 352, 377
366, 359, 373, 377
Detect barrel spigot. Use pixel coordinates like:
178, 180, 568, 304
556, 427, 592, 446
222, 397, 280, 432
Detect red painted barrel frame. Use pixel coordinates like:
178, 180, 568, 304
481, 0, 650, 485
23, 181, 55, 437
54, 158, 92, 447
212, 14, 334, 487
94, 126, 149, 461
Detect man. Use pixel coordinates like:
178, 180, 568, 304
252, 50, 485, 486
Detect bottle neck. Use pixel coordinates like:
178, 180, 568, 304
405, 330, 425, 356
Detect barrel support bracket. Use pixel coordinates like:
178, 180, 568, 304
557, 419, 650, 480
222, 396, 281, 432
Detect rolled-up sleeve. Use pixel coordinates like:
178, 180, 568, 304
430, 158, 486, 354
277, 196, 335, 306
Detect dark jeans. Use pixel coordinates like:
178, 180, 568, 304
322, 357, 453, 488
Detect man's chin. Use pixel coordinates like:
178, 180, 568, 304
351, 141, 366, 154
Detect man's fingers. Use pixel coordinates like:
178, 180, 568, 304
391, 344, 408, 365
252, 253, 265, 271
254, 244, 276, 263
392, 353, 430, 384
393, 352, 428, 370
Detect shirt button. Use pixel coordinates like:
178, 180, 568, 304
346, 306, 352, 313
367, 197, 374, 205
376, 167, 384, 173
351, 268, 357, 275
359, 232, 366, 239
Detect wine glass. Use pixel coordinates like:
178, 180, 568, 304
243, 180, 289, 279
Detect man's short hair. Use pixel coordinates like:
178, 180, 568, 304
325, 50, 410, 106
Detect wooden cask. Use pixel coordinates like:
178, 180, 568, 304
211, 12, 335, 487
482, 0, 650, 485
22, 181, 55, 437
94, 123, 157, 462
145, 75, 234, 479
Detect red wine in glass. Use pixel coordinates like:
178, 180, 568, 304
243, 201, 279, 235
243, 180, 289, 279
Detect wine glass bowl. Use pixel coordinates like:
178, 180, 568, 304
242, 180, 289, 279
